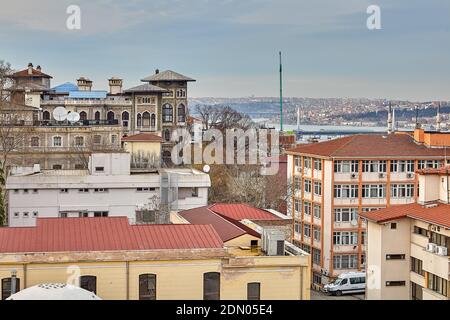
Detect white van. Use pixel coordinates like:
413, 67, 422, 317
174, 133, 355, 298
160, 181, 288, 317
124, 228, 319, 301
323, 272, 366, 296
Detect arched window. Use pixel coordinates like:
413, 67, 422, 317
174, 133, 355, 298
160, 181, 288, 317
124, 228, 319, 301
95, 111, 101, 121
74, 136, 84, 147
137, 114, 142, 127
122, 111, 129, 128
2, 277, 20, 300
53, 136, 62, 147
30, 136, 39, 147
79, 111, 87, 121
80, 276, 97, 294
162, 104, 173, 123
42, 110, 50, 121
177, 104, 186, 123
164, 129, 171, 142
107, 111, 115, 122
93, 135, 101, 144
142, 112, 151, 127
203, 272, 220, 300
139, 274, 157, 300
151, 113, 156, 129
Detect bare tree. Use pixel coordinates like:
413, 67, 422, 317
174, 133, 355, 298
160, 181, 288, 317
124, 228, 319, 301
195, 105, 255, 132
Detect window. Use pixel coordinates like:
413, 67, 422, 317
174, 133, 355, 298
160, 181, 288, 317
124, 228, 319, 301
334, 160, 359, 173
137, 113, 142, 127
314, 182, 322, 196
334, 208, 358, 222
191, 187, 199, 197
333, 255, 358, 269
313, 159, 322, 171
111, 135, 117, 145
386, 281, 406, 287
75, 164, 85, 170
122, 111, 129, 127
302, 244, 311, 254
313, 248, 321, 265
151, 114, 156, 128
411, 282, 423, 300
107, 111, 115, 122
52, 136, 62, 147
418, 160, 440, 170
411, 257, 424, 276
176, 89, 186, 98
203, 272, 220, 300
163, 104, 173, 123
362, 184, 386, 198
333, 232, 358, 245
164, 129, 171, 142
30, 136, 39, 147
60, 212, 68, 218
390, 184, 414, 198
94, 188, 108, 193
13, 212, 19, 218
79, 189, 89, 193
139, 274, 156, 300
32, 211, 38, 218
428, 274, 447, 297
294, 177, 302, 191
390, 160, 414, 173
95, 167, 104, 172
95, 111, 101, 121
304, 180, 312, 193
2, 278, 20, 300
294, 199, 301, 215
304, 202, 311, 216
250, 240, 258, 252
23, 212, 29, 218
53, 164, 63, 170
294, 156, 302, 168
74, 136, 84, 147
362, 160, 386, 173
386, 254, 405, 260
313, 204, 321, 219
142, 112, 151, 127
413, 226, 428, 237
361, 231, 366, 245
334, 185, 358, 198
313, 273, 322, 285
42, 110, 50, 120
304, 223, 311, 238
80, 212, 89, 218
178, 104, 186, 123
93, 135, 101, 144
60, 189, 69, 193
247, 283, 260, 300
23, 189, 29, 194
294, 221, 302, 234
94, 211, 108, 217
80, 276, 97, 294
313, 226, 321, 241
304, 158, 312, 169
390, 223, 397, 229
429, 231, 448, 247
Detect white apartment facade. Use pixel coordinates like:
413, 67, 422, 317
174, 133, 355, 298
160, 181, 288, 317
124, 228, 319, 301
361, 167, 449, 300
286, 131, 448, 287
6, 153, 211, 227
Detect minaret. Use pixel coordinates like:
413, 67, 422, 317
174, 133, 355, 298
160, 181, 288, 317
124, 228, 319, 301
279, 51, 283, 132
436, 102, 442, 132
296, 105, 301, 131
387, 102, 393, 133
415, 105, 420, 129
392, 106, 396, 132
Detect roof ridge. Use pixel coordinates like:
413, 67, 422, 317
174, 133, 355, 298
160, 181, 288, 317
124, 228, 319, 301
329, 135, 358, 157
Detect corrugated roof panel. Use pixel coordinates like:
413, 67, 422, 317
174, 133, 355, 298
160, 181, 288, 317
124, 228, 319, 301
52, 82, 78, 93
68, 91, 107, 99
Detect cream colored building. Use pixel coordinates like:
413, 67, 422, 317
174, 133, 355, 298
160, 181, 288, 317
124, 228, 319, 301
286, 130, 449, 287
361, 166, 449, 300
0, 217, 310, 300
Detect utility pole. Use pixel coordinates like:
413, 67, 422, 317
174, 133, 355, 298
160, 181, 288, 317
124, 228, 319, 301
279, 51, 283, 132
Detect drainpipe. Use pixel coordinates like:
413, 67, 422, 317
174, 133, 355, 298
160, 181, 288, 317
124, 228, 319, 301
10, 270, 17, 295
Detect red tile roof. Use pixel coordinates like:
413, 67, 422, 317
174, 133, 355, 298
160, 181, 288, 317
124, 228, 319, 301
13, 68, 52, 79
287, 134, 447, 158
0, 217, 223, 254
122, 133, 163, 142
417, 165, 450, 175
360, 203, 450, 228
210, 203, 280, 221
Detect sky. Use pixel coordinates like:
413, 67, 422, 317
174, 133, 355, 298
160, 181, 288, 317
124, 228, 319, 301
1, 0, 450, 100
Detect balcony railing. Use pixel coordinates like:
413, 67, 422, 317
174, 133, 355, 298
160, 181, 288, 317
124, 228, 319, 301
1, 120, 120, 127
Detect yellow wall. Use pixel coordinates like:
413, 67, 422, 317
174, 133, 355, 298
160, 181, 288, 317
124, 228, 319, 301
123, 141, 161, 158
225, 234, 260, 249
0, 255, 310, 300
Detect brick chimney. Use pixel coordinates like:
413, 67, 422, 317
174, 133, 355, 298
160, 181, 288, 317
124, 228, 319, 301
77, 77, 93, 91
155, 69, 160, 74
36, 65, 41, 72
28, 63, 33, 75
108, 77, 123, 95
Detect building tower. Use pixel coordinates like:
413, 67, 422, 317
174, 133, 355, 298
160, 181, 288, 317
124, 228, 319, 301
436, 102, 442, 132
387, 102, 393, 133
77, 77, 93, 91
108, 77, 123, 95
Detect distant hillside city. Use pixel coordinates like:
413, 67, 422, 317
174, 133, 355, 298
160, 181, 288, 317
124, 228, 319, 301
191, 97, 449, 129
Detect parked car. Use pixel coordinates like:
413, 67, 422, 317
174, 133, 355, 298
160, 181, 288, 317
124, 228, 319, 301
323, 272, 366, 296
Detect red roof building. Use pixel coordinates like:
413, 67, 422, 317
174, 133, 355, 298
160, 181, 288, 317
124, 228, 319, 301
0, 217, 223, 254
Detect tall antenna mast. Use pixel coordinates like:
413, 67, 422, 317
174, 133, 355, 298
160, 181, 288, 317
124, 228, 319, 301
279, 51, 283, 132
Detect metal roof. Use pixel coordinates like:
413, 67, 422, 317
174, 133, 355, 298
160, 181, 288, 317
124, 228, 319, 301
52, 82, 78, 93
141, 70, 196, 82
68, 90, 107, 99
0, 217, 224, 253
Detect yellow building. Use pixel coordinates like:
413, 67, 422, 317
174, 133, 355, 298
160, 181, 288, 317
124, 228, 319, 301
0, 217, 310, 300
122, 133, 162, 169
361, 166, 449, 300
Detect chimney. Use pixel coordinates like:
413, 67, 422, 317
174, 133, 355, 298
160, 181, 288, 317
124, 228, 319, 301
36, 65, 41, 72
436, 102, 442, 132
108, 77, 123, 95
28, 62, 33, 75
155, 69, 160, 74
77, 77, 93, 91
387, 102, 393, 134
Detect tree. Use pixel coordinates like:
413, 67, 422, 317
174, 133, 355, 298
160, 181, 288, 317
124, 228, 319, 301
195, 105, 255, 132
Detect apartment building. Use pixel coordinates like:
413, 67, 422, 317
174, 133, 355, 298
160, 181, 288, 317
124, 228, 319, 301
0, 217, 311, 300
361, 166, 449, 300
6, 153, 210, 227
286, 129, 449, 287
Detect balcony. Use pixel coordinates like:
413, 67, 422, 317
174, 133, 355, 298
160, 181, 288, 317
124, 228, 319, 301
2, 119, 120, 127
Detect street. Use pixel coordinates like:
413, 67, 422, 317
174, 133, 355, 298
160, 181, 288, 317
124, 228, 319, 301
310, 289, 365, 300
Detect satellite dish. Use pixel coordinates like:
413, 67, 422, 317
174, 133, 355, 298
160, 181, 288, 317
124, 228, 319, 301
67, 112, 80, 123
52, 107, 68, 121
203, 164, 210, 173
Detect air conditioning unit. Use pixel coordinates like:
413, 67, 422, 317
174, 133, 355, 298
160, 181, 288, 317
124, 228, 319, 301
379, 173, 385, 178
436, 246, 448, 256
351, 173, 358, 179
296, 167, 302, 173
406, 173, 414, 179
426, 243, 437, 253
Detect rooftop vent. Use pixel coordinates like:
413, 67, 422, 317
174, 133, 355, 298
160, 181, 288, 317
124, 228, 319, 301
155, 69, 160, 74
